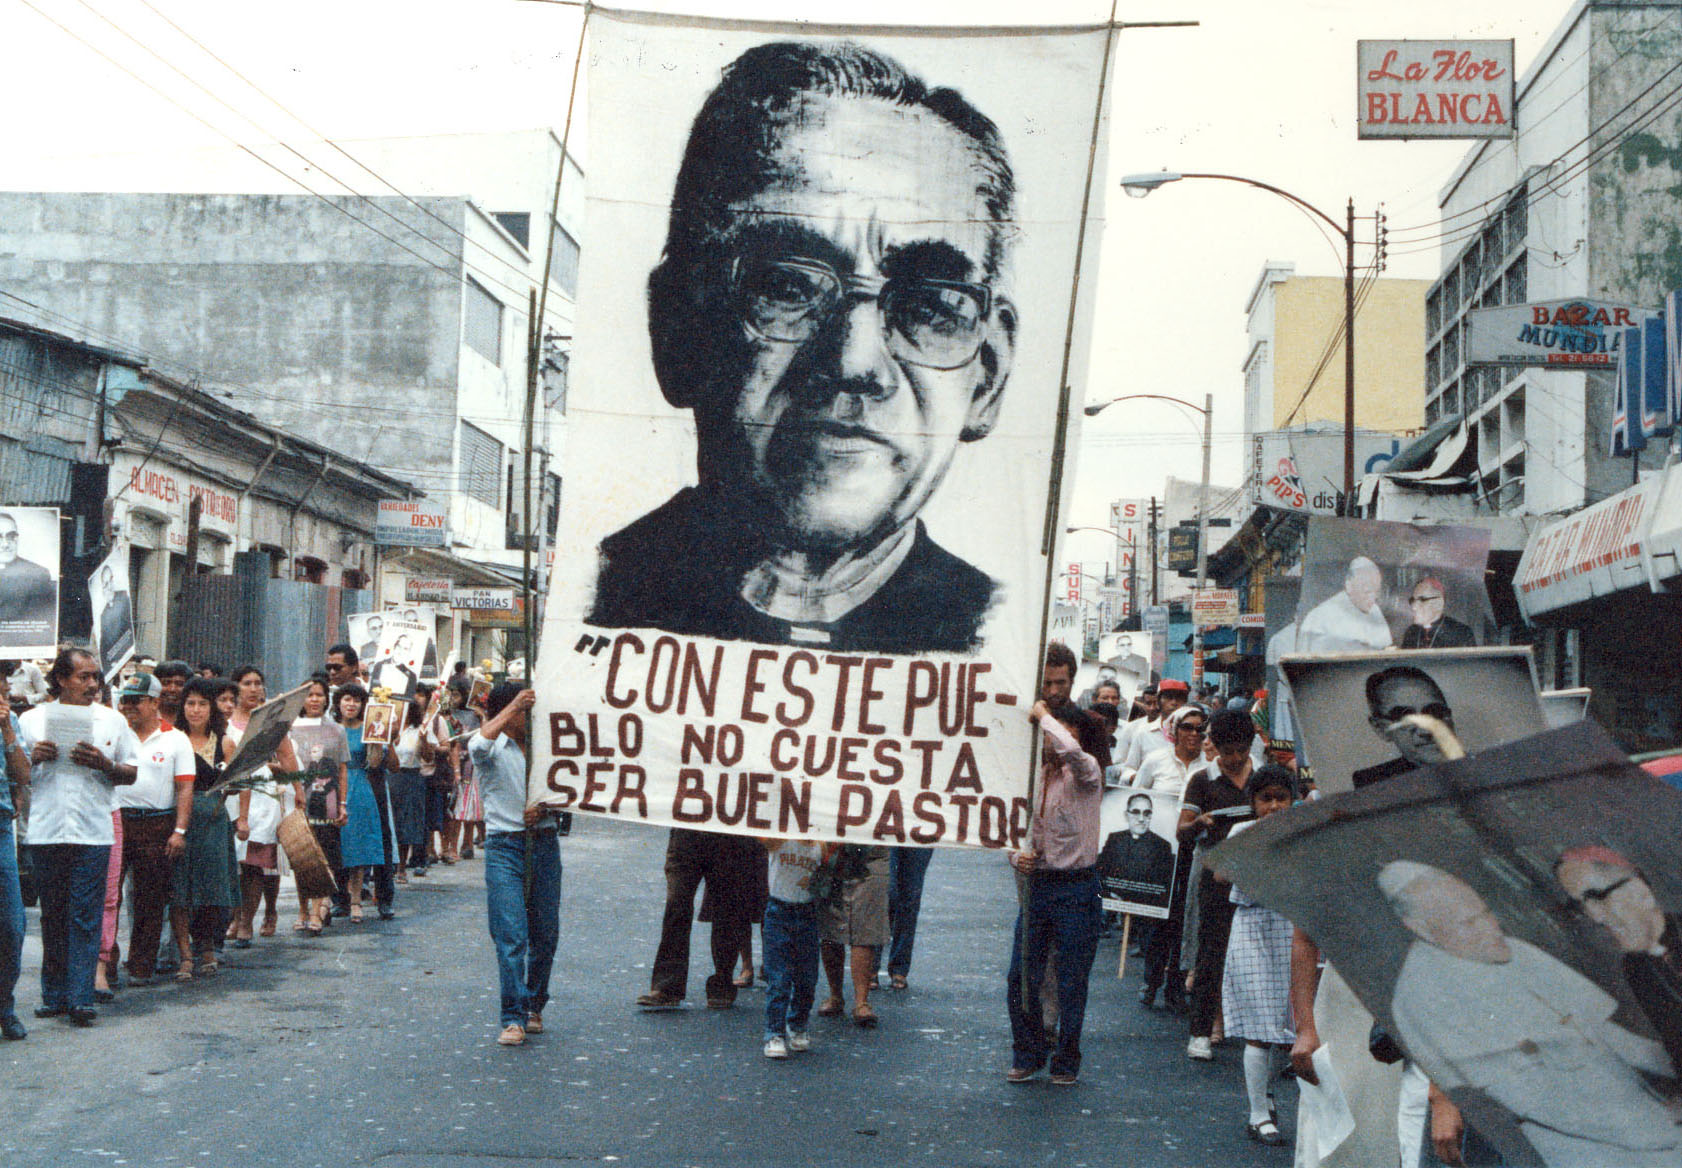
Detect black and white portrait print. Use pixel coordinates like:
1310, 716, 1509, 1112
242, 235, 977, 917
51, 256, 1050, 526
89, 541, 134, 681
534, 14, 1111, 846
1096, 785, 1180, 918
0, 506, 58, 657
1282, 647, 1548, 796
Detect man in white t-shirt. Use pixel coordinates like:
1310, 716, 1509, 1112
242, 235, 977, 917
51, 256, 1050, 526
19, 649, 140, 1025
761, 838, 830, 1060
113, 673, 196, 984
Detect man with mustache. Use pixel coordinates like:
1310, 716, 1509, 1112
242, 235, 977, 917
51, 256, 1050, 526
587, 40, 1018, 653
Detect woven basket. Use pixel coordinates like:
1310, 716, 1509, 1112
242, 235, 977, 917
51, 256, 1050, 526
277, 809, 337, 899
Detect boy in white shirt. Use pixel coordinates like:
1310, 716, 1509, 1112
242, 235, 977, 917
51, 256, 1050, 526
760, 837, 834, 1059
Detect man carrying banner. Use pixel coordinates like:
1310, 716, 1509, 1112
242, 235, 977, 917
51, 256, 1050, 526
1004, 686, 1103, 1085
586, 40, 1018, 655
470, 684, 561, 1048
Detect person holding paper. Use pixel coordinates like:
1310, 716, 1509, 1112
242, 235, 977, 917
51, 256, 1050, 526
18, 647, 140, 1027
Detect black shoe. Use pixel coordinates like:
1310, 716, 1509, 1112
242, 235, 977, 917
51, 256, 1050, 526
378, 908, 395, 921
0, 1014, 25, 1040
329, 904, 349, 918
33, 1005, 65, 1019
68, 1007, 97, 1027
1138, 985, 1157, 1008
1164, 990, 1188, 1014
92, 988, 115, 1003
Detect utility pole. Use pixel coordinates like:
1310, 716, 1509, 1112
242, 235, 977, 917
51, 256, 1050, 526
1148, 495, 1159, 606
1191, 392, 1213, 690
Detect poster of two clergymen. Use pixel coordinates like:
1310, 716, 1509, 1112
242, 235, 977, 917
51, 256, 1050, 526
531, 13, 1116, 847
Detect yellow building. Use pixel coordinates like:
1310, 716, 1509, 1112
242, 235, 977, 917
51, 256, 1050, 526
1243, 262, 1428, 438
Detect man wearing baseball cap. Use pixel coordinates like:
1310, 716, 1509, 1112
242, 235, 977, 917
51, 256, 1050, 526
112, 673, 196, 987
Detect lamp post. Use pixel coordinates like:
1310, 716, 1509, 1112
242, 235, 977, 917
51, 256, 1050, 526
1083, 391, 1213, 687
1119, 171, 1357, 509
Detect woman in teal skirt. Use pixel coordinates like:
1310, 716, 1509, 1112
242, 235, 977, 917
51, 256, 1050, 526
336, 684, 384, 922
169, 678, 240, 979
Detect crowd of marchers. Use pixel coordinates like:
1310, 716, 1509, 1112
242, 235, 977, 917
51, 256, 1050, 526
0, 646, 501, 1040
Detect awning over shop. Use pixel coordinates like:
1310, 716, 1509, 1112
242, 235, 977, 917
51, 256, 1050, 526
1514, 471, 1672, 620
1183, 627, 1237, 651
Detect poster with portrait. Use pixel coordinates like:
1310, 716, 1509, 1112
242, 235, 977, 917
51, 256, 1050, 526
367, 616, 431, 702
218, 683, 310, 786
530, 14, 1116, 847
1294, 518, 1494, 656
346, 611, 384, 671
379, 602, 441, 679
1282, 647, 1546, 797
0, 506, 59, 658
1210, 722, 1682, 1168
88, 540, 134, 682
1096, 786, 1180, 918
362, 701, 401, 747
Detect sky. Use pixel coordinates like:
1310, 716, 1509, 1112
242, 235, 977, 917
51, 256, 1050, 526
0, 0, 1571, 579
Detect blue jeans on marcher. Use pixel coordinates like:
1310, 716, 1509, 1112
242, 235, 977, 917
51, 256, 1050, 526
1005, 869, 1101, 1077
0, 818, 23, 1020
484, 830, 561, 1028
31, 843, 110, 1012
762, 896, 820, 1041
885, 846, 933, 978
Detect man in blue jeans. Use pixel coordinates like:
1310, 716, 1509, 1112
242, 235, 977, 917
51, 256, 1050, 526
469, 683, 561, 1048
0, 689, 30, 1039
1004, 676, 1104, 1085
881, 846, 933, 991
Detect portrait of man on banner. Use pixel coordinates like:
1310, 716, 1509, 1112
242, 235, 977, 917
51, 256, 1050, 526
1294, 518, 1494, 656
89, 542, 135, 682
534, 15, 1110, 848
1210, 723, 1682, 1168
0, 507, 59, 657
584, 40, 1019, 655
1282, 647, 1548, 796
1095, 786, 1179, 918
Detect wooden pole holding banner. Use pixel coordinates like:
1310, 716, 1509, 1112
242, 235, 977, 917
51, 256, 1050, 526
1020, 0, 1122, 1005
1116, 913, 1132, 980
520, 5, 590, 889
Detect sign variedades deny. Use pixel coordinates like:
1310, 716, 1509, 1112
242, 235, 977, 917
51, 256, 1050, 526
376, 499, 448, 548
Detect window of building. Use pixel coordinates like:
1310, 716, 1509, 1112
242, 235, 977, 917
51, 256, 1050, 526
459, 421, 503, 509
343, 567, 370, 591
464, 278, 503, 365
549, 222, 581, 297
492, 211, 531, 249
294, 556, 327, 584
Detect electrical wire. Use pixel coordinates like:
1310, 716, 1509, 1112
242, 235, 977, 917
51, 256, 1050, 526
15, 0, 576, 336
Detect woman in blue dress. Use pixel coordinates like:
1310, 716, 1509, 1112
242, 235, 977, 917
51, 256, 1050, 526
335, 684, 383, 923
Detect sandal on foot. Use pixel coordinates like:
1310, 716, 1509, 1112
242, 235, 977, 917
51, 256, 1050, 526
1246, 1120, 1285, 1146
259, 917, 277, 938
890, 974, 908, 991
817, 996, 844, 1018
175, 963, 194, 983
852, 1004, 879, 1028
733, 968, 754, 989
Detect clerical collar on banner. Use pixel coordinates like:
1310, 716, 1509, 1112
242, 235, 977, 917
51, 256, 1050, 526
740, 521, 917, 628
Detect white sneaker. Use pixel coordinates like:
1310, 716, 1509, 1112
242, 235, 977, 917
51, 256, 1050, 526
763, 1035, 789, 1059
1186, 1036, 1213, 1061
787, 1030, 811, 1052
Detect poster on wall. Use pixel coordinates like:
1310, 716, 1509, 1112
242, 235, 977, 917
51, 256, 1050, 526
0, 506, 59, 659
89, 541, 134, 682
1294, 518, 1495, 655
529, 13, 1115, 847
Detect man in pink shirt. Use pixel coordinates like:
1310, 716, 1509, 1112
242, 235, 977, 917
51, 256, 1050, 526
1005, 643, 1105, 1085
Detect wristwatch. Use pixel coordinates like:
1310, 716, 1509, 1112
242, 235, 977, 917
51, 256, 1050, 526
172, 827, 186, 836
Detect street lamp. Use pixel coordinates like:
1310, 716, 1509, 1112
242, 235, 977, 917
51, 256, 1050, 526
1119, 171, 1358, 508
1084, 391, 1213, 686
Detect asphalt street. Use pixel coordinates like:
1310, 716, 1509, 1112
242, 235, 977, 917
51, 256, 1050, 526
2, 818, 1295, 1167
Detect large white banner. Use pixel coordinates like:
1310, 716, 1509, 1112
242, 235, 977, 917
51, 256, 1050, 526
531, 15, 1113, 848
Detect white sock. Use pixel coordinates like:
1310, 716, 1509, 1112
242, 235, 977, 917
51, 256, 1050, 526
1244, 1044, 1274, 1125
